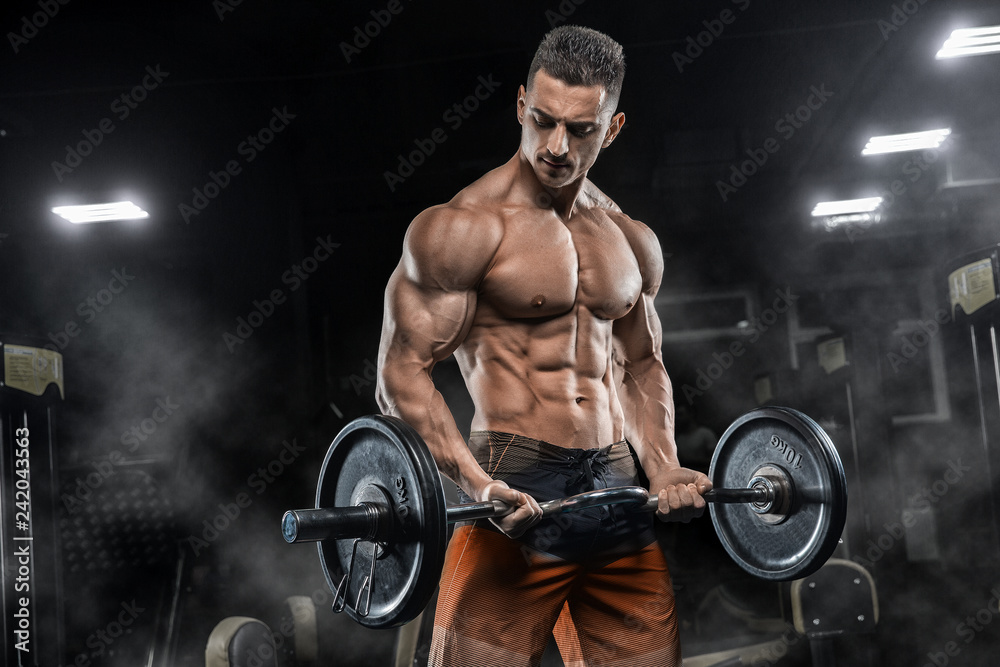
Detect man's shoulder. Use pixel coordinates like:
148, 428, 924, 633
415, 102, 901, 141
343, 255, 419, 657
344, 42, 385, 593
584, 181, 653, 237
584, 181, 663, 286
406, 163, 514, 245
408, 190, 504, 244
451, 161, 516, 211
583, 180, 623, 216
402, 191, 504, 289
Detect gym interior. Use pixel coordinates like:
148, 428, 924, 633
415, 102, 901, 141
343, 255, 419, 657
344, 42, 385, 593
2, 1, 1000, 665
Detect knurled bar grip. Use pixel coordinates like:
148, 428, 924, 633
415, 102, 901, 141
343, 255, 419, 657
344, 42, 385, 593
283, 485, 771, 544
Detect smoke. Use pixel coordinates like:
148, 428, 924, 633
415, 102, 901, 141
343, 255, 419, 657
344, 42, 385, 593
0, 232, 350, 662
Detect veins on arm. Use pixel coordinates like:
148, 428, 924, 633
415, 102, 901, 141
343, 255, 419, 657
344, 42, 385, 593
611, 216, 677, 473
376, 205, 501, 489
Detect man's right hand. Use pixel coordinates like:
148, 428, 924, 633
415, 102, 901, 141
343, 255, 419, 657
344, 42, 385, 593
650, 467, 713, 524
479, 480, 543, 539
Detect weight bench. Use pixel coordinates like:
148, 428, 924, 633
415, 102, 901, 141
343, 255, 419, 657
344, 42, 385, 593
205, 617, 278, 667
790, 558, 878, 666
205, 596, 319, 667
682, 639, 794, 667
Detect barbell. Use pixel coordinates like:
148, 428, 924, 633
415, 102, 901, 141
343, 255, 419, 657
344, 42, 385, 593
281, 406, 848, 629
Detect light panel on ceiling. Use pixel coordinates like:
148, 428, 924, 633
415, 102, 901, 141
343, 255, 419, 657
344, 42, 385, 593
811, 197, 883, 218
52, 201, 149, 224
862, 128, 951, 156
936, 26, 1000, 59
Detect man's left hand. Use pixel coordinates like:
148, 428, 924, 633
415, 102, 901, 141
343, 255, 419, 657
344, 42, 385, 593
651, 467, 713, 523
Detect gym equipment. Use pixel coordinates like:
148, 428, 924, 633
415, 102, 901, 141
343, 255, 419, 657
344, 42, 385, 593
282, 407, 847, 628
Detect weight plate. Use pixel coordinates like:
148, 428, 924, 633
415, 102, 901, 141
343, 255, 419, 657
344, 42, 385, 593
708, 407, 847, 581
315, 415, 448, 628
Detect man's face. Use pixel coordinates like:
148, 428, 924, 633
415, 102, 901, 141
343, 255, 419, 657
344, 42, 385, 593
517, 69, 624, 190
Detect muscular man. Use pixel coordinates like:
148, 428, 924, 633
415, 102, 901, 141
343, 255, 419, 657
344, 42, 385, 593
377, 25, 711, 666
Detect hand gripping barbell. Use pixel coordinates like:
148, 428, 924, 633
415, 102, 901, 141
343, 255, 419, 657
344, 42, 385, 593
281, 406, 847, 628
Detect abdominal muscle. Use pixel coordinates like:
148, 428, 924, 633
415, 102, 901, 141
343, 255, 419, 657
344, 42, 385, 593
454, 305, 627, 450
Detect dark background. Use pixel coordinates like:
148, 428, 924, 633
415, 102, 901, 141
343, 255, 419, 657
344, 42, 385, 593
2, 0, 1000, 665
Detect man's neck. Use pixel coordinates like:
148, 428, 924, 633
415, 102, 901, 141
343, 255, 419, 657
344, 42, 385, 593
514, 151, 587, 221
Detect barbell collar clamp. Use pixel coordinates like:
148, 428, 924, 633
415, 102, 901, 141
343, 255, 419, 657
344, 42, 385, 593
747, 465, 793, 525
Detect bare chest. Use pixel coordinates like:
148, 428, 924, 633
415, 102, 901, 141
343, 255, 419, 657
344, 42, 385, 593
479, 211, 643, 321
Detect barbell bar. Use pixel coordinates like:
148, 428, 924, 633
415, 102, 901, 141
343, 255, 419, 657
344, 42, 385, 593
282, 485, 774, 544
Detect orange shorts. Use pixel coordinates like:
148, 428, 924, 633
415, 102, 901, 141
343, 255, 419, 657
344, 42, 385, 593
429, 524, 680, 667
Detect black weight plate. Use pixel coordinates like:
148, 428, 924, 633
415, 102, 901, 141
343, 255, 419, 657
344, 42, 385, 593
315, 415, 448, 628
708, 407, 847, 581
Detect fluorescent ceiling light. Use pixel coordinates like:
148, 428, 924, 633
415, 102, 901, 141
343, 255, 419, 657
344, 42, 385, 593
936, 26, 1000, 59
862, 128, 951, 155
819, 212, 879, 229
811, 197, 883, 218
52, 201, 149, 224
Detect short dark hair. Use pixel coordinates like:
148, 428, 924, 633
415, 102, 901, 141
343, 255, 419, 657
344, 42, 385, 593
527, 25, 626, 107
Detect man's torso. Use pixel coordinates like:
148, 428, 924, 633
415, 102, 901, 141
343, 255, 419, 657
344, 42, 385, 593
450, 167, 649, 450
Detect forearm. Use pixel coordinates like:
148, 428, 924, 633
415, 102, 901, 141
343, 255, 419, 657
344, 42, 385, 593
377, 362, 494, 500
619, 354, 681, 479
